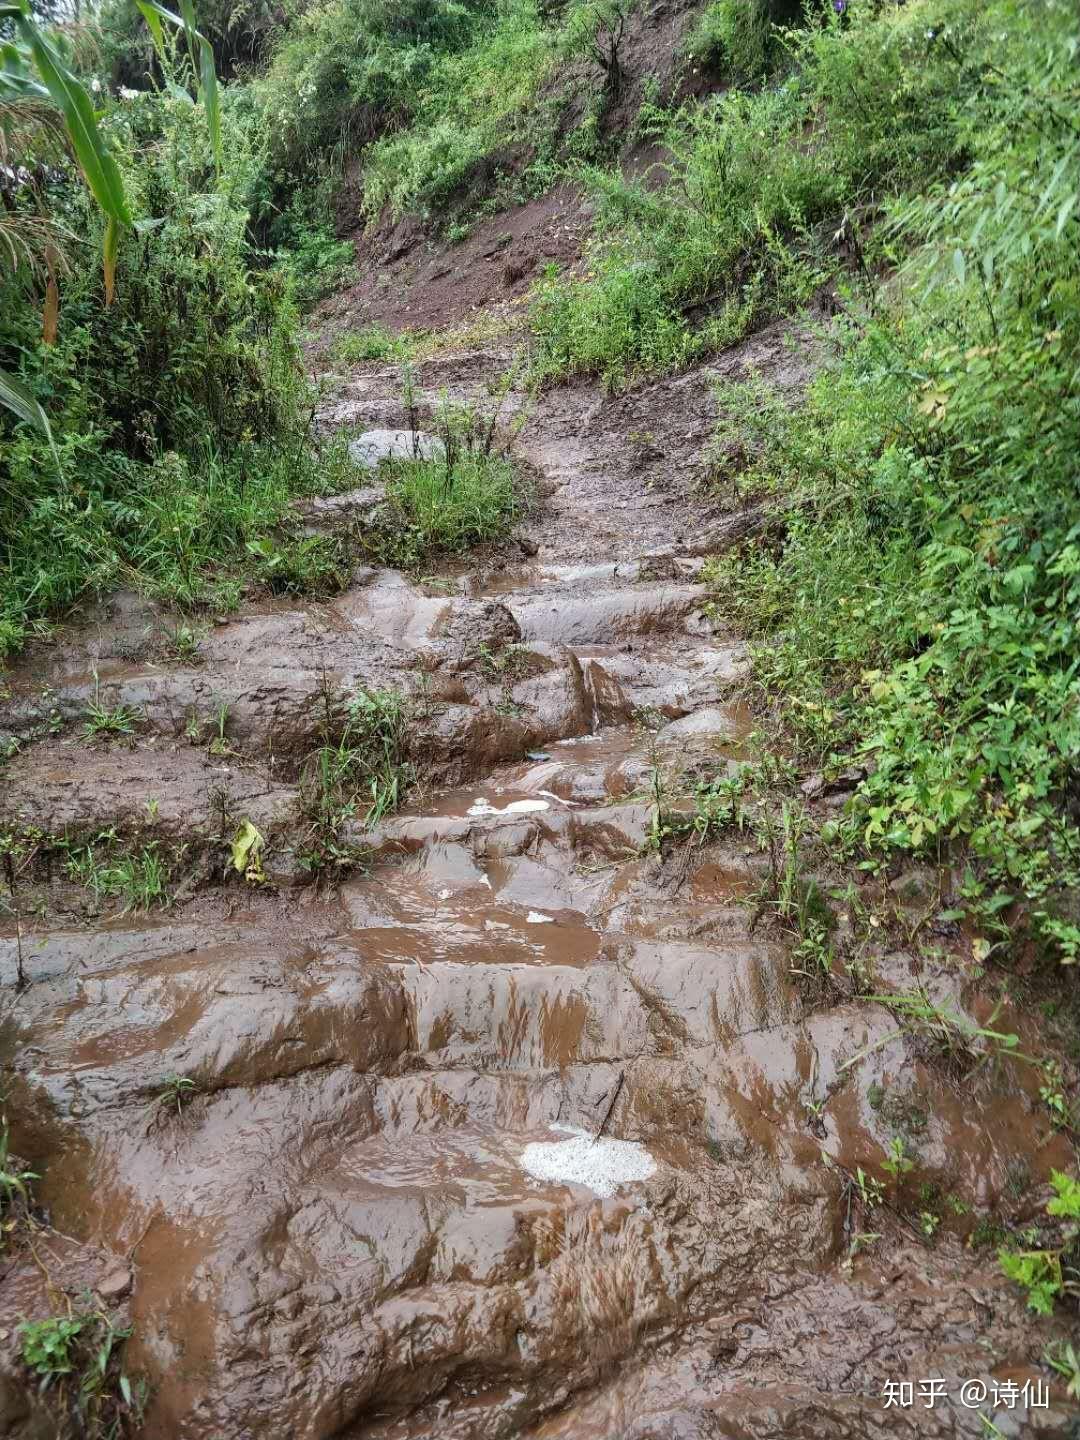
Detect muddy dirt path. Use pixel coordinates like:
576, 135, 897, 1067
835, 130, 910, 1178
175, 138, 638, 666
1, 335, 1078, 1438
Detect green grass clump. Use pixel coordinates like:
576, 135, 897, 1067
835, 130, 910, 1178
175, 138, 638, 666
65, 836, 171, 912
380, 451, 521, 564
703, 0, 1080, 950
299, 686, 411, 871
333, 327, 418, 364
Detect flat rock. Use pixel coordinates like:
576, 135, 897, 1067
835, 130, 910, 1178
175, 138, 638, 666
96, 1266, 132, 1300
348, 428, 446, 469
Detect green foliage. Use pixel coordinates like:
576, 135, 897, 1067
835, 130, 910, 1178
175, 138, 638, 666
256, 0, 498, 196
380, 450, 521, 562
363, 391, 526, 565
683, 0, 802, 84
530, 0, 995, 389
82, 681, 141, 739
703, 0, 1080, 929
999, 1171, 1079, 1316
65, 835, 170, 911
0, 1123, 38, 1222
360, 0, 557, 222
157, 1073, 197, 1116
0, 76, 351, 650
20, 1315, 88, 1379
298, 686, 410, 871
333, 326, 416, 364
17, 1309, 142, 1435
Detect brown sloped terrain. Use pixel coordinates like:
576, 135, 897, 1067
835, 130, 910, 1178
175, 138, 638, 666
1, 329, 1079, 1440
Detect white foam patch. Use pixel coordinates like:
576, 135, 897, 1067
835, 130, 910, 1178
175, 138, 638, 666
519, 1124, 656, 1198
526, 910, 554, 924
466, 797, 551, 817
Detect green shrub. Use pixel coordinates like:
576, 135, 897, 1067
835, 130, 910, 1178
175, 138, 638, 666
704, 0, 1080, 926
360, 0, 556, 221
529, 0, 997, 389
256, 0, 498, 191
0, 88, 351, 649
684, 0, 802, 83
530, 80, 840, 388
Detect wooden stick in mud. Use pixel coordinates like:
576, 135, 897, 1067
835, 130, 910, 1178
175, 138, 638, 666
592, 1069, 625, 1145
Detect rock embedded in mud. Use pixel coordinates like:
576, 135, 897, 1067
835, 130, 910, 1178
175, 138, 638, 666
348, 428, 446, 469
96, 1266, 132, 1301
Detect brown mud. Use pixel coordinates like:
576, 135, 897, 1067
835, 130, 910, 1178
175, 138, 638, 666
2, 329, 1079, 1439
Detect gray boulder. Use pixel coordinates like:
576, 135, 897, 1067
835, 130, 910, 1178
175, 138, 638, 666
348, 428, 446, 469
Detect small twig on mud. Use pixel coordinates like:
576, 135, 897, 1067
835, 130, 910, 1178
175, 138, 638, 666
126, 1212, 157, 1263
592, 1069, 625, 1145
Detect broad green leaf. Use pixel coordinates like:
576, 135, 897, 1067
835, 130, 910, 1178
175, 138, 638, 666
231, 820, 264, 874
0, 366, 50, 435
0, 367, 62, 474
132, 0, 166, 58
17, 19, 131, 231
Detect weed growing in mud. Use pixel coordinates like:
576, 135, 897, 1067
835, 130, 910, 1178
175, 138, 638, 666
645, 768, 749, 855
333, 327, 418, 365
298, 685, 410, 875
231, 820, 268, 887
851, 988, 1031, 1080
0, 1124, 37, 1228
207, 702, 237, 758
157, 1074, 197, 1119
246, 535, 349, 598
365, 381, 529, 567
999, 1170, 1080, 1315
161, 623, 203, 663
81, 682, 141, 741
1045, 1341, 1080, 1402
17, 1310, 143, 1437
65, 837, 170, 914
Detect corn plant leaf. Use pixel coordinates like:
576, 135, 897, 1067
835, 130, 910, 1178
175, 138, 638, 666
17, 18, 131, 230
132, 0, 166, 58
0, 366, 62, 474
137, 0, 220, 173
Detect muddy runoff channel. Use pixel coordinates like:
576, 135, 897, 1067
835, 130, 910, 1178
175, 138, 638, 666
1, 345, 1078, 1439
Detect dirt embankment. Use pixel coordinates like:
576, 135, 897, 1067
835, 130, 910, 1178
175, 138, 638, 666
1, 320, 1078, 1439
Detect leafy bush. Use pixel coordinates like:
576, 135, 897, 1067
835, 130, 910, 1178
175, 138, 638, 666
684, 0, 802, 83
0, 84, 350, 649
360, 0, 557, 222
530, 0, 995, 389
704, 0, 1080, 933
530, 79, 841, 388
256, 0, 498, 194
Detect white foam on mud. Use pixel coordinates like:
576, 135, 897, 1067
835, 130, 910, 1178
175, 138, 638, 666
519, 1124, 656, 1198
466, 797, 551, 817
526, 910, 555, 924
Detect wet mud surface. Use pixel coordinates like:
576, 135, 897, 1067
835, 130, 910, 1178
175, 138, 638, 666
2, 335, 1079, 1438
